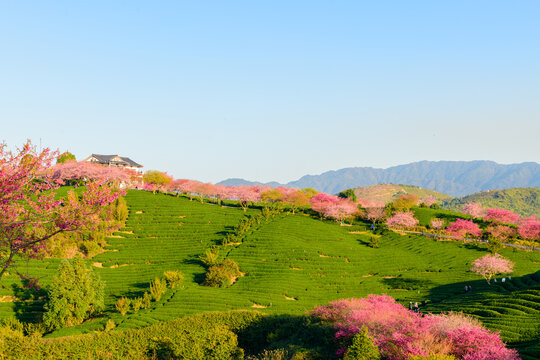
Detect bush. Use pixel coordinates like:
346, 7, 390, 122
204, 259, 242, 288
43, 256, 105, 330
131, 297, 143, 312
112, 197, 129, 222
344, 325, 380, 360
367, 236, 380, 248
104, 319, 116, 332
141, 292, 153, 309
163, 270, 184, 289
199, 248, 220, 267
115, 297, 131, 316
150, 278, 167, 301
487, 237, 504, 253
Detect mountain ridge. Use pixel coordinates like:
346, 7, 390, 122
217, 160, 540, 197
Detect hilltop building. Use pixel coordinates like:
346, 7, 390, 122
83, 154, 143, 172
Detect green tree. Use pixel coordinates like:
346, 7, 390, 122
111, 197, 129, 222
343, 325, 380, 360
56, 151, 76, 164
43, 256, 105, 330
338, 189, 358, 202
143, 170, 172, 186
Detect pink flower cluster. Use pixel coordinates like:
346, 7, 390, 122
445, 219, 482, 238
386, 211, 419, 229
311, 295, 519, 360
470, 254, 514, 284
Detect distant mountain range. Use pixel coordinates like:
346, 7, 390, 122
217, 161, 540, 197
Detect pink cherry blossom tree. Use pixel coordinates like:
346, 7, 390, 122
445, 219, 482, 238
311, 294, 519, 359
462, 202, 486, 218
470, 253, 514, 284
326, 198, 359, 224
310, 193, 340, 219
386, 211, 419, 229
0, 141, 123, 283
230, 185, 261, 211
281, 189, 310, 214
518, 216, 540, 241
487, 225, 517, 243
420, 195, 437, 207
484, 208, 521, 225
52, 161, 131, 185
430, 218, 445, 230
365, 207, 386, 225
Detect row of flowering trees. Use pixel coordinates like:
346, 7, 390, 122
461, 202, 540, 242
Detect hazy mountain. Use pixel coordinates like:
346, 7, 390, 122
217, 161, 540, 197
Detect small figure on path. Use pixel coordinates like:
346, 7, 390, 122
409, 302, 413, 310
502, 278, 506, 282
414, 302, 419, 312
464, 285, 469, 292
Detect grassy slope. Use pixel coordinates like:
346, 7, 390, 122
443, 187, 540, 217
352, 184, 453, 205
0, 190, 539, 357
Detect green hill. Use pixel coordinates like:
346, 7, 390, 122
351, 184, 453, 206
1, 190, 539, 358
443, 187, 540, 217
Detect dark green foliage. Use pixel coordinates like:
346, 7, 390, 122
338, 189, 357, 202
204, 259, 242, 287
43, 256, 104, 330
112, 197, 129, 222
367, 236, 380, 248
344, 325, 380, 360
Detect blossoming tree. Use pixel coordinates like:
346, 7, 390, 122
470, 253, 514, 284
445, 219, 482, 238
386, 211, 419, 229
0, 141, 122, 283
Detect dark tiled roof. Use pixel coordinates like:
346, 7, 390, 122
89, 154, 143, 168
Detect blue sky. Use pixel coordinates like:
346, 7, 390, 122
1, 1, 539, 183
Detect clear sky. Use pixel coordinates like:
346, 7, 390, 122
1, 1, 539, 183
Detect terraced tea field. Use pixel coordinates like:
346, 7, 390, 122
0, 190, 539, 357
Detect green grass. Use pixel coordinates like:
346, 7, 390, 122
1, 190, 539, 357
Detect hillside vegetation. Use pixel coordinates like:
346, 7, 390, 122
443, 187, 540, 217
351, 184, 453, 205
0, 190, 539, 358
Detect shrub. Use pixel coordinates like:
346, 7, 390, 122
104, 319, 116, 332
115, 297, 130, 316
141, 292, 153, 309
344, 325, 380, 360
163, 270, 184, 289
111, 197, 129, 222
43, 256, 105, 330
150, 278, 167, 301
199, 248, 220, 267
131, 297, 143, 312
367, 236, 380, 248
204, 259, 242, 288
